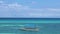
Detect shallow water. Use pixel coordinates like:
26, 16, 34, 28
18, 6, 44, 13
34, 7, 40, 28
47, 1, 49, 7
0, 23, 60, 34
0, 18, 60, 34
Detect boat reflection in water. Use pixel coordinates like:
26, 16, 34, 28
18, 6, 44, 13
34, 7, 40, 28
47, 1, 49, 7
19, 25, 39, 32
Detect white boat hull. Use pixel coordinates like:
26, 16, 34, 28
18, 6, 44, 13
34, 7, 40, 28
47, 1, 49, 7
19, 28, 39, 31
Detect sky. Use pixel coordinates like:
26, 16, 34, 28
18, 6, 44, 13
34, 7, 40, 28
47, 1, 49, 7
0, 0, 60, 18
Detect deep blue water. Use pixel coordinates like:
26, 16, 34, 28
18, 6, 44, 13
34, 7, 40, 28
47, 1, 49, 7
0, 18, 60, 34
0, 18, 60, 23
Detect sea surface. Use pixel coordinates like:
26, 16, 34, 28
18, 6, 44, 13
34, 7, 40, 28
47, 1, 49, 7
0, 18, 60, 34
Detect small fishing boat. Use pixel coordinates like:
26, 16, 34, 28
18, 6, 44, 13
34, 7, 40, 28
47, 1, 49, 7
19, 27, 39, 31
19, 25, 39, 31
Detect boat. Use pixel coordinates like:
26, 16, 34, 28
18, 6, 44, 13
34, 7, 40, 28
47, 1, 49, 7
19, 26, 39, 31
19, 28, 39, 31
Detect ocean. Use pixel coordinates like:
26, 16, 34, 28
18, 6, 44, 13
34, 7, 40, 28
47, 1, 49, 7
0, 18, 60, 34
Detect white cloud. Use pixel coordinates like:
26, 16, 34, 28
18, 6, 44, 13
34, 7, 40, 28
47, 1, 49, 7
0, 1, 60, 18
31, 1, 37, 4
0, 1, 4, 4
47, 8, 60, 11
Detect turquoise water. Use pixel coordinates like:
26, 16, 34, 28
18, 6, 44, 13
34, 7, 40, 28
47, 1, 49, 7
0, 23, 60, 34
0, 18, 60, 34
